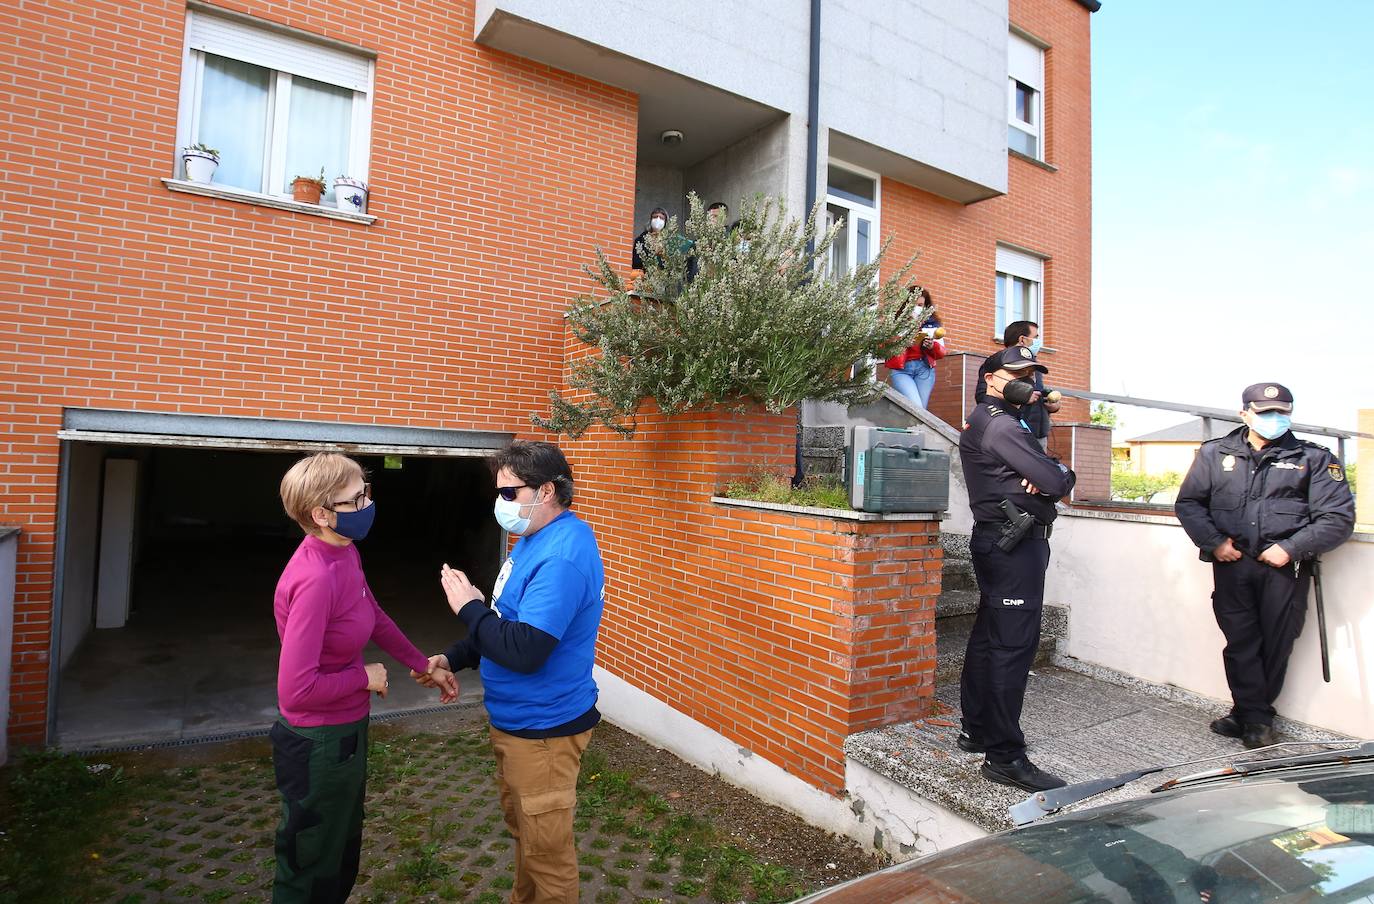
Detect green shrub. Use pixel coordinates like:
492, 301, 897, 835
536, 193, 920, 438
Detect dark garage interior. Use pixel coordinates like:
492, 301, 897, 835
55, 443, 501, 748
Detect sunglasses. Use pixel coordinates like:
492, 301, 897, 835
496, 484, 530, 502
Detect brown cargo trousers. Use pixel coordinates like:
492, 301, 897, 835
489, 726, 594, 904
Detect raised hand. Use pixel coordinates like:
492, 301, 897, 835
440, 564, 485, 615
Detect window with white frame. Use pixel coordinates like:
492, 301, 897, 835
176, 9, 374, 205
1007, 31, 1044, 160
995, 245, 1044, 343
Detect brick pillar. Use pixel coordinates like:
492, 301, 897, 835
1047, 422, 1112, 503
566, 404, 942, 794
929, 351, 988, 429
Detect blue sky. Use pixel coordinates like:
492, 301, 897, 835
1091, 2, 1373, 440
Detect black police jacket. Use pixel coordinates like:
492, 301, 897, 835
974, 365, 1051, 438
960, 400, 1076, 524
1175, 426, 1355, 560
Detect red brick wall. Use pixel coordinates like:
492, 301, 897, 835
565, 407, 942, 794
884, 0, 1093, 431
0, 0, 637, 743
1048, 423, 1112, 503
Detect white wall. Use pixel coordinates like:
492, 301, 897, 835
1048, 510, 1374, 739
0, 527, 17, 766
686, 117, 795, 220
595, 665, 981, 859
478, 0, 1007, 195
60, 443, 103, 668
633, 164, 685, 234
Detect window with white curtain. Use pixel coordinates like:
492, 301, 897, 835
995, 245, 1045, 344
1007, 31, 1044, 160
175, 9, 373, 204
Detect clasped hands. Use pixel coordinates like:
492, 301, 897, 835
1212, 537, 1291, 568
365, 659, 458, 703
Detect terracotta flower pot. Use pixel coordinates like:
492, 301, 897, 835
291, 178, 323, 205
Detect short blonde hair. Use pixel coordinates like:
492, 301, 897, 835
280, 453, 364, 534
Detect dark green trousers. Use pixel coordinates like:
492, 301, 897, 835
270, 716, 369, 904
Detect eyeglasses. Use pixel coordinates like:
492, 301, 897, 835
496, 484, 530, 502
325, 483, 372, 512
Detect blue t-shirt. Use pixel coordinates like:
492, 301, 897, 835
480, 510, 605, 731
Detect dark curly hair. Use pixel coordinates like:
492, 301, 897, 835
491, 441, 575, 507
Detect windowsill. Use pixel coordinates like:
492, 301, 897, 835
1009, 149, 1058, 172
162, 179, 377, 224
989, 335, 1057, 354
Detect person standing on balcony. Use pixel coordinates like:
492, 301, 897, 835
631, 206, 669, 270
271, 453, 458, 904
1175, 383, 1354, 749
975, 321, 1061, 449
957, 346, 1076, 793
417, 441, 606, 904
885, 287, 948, 408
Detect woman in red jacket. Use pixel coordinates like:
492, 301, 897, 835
885, 287, 947, 408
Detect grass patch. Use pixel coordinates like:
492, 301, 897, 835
0, 750, 180, 903
720, 470, 852, 510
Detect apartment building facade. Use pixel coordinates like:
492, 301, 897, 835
2, 0, 1098, 772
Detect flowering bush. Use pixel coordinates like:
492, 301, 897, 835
535, 194, 922, 438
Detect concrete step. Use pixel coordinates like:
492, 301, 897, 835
845, 663, 1345, 836
935, 608, 1064, 686
935, 589, 979, 619
941, 556, 977, 592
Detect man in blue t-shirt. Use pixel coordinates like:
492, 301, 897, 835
417, 440, 605, 903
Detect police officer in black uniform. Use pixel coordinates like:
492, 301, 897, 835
1175, 383, 1354, 749
957, 345, 1076, 792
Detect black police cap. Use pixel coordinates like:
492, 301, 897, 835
989, 345, 1048, 374
1241, 382, 1293, 413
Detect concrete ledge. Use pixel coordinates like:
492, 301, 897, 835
710, 496, 944, 522
1050, 655, 1349, 743
163, 179, 377, 225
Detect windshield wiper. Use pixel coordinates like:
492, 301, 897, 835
1009, 739, 1371, 826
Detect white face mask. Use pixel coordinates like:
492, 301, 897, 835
649, 217, 665, 231
494, 492, 546, 535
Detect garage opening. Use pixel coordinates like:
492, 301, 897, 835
54, 440, 503, 749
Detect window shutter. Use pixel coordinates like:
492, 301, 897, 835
1008, 33, 1043, 91
995, 245, 1043, 282
189, 12, 370, 92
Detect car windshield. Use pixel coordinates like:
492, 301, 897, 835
808, 764, 1374, 903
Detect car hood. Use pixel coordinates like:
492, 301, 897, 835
796, 759, 1374, 903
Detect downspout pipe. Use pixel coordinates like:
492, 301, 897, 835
794, 0, 822, 487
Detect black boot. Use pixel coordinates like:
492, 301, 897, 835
1209, 715, 1243, 738
1241, 723, 1276, 749
956, 732, 985, 754
981, 757, 1067, 792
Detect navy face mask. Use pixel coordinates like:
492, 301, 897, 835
332, 501, 376, 541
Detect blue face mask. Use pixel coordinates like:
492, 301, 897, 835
1250, 411, 1291, 440
1028, 338, 1043, 354
332, 502, 375, 541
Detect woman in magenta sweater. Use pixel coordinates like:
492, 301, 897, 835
271, 453, 456, 903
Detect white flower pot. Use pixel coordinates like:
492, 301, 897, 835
182, 149, 219, 184
334, 177, 368, 214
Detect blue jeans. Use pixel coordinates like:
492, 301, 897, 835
891, 357, 936, 408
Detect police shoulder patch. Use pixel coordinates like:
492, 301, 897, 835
985, 404, 1003, 417
1328, 463, 1345, 482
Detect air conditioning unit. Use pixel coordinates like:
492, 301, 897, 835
846, 426, 950, 513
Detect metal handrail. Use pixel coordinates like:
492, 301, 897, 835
1052, 388, 1373, 466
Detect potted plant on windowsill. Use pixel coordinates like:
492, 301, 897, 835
333, 176, 368, 214
181, 143, 220, 184
290, 168, 327, 205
